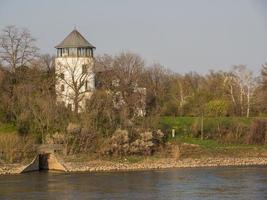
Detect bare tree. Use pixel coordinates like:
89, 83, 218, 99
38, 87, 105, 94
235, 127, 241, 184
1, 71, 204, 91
112, 52, 144, 88
143, 63, 170, 115
230, 65, 256, 117
39, 54, 55, 74
224, 73, 238, 114
0, 25, 38, 73
261, 63, 267, 86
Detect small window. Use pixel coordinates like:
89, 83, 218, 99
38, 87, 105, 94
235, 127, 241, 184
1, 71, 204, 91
80, 48, 85, 56
86, 48, 91, 57
57, 49, 63, 57
82, 65, 87, 73
67, 103, 72, 111
62, 48, 68, 57
77, 48, 81, 57
59, 73, 64, 79
61, 84, 65, 92
85, 80, 88, 90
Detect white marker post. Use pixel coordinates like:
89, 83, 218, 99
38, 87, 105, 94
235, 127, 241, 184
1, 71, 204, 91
172, 129, 175, 138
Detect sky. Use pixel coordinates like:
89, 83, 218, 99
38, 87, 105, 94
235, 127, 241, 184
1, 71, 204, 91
0, 0, 267, 74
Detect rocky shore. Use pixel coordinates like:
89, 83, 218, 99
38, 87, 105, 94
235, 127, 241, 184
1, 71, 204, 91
65, 157, 267, 173
1, 157, 266, 175
0, 164, 25, 175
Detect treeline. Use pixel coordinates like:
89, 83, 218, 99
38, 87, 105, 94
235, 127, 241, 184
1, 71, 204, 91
0, 26, 267, 162
96, 56, 267, 118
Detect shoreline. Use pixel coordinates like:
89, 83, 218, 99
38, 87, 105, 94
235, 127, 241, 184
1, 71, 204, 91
1, 157, 266, 175
64, 157, 267, 173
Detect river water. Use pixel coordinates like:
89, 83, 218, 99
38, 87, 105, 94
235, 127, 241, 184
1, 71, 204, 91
0, 167, 266, 200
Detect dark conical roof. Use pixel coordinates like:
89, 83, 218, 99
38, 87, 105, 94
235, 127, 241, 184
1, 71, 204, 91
55, 29, 95, 49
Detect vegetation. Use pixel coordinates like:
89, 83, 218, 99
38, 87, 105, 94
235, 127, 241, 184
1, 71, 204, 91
161, 117, 255, 141
0, 25, 267, 163
0, 123, 16, 134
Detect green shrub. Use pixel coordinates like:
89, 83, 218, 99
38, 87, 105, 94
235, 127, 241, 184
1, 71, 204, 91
161, 116, 257, 143
0, 123, 16, 133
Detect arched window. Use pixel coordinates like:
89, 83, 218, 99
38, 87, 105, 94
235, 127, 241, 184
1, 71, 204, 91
59, 73, 64, 79
61, 84, 65, 92
67, 103, 72, 111
85, 80, 88, 90
82, 65, 87, 73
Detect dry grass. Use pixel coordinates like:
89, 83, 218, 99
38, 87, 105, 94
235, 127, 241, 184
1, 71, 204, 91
0, 133, 36, 163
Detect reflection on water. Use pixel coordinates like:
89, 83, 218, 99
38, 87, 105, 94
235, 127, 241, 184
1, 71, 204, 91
0, 167, 267, 199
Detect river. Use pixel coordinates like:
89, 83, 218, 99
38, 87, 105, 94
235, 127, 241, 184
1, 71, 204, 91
0, 166, 266, 199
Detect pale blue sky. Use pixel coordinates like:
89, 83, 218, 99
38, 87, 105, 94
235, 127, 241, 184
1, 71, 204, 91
0, 0, 267, 74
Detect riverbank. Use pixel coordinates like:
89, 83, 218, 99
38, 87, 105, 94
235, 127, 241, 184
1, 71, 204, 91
0, 163, 25, 175
65, 157, 267, 173
1, 156, 266, 175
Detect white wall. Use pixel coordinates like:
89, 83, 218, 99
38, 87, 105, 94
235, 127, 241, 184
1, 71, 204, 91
55, 56, 95, 111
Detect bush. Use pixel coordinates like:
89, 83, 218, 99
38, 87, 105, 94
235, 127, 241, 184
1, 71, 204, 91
49, 123, 98, 155
246, 120, 267, 145
102, 129, 130, 156
0, 133, 35, 163
204, 100, 229, 117
130, 131, 154, 155
66, 123, 81, 135
102, 129, 165, 156
17, 112, 30, 135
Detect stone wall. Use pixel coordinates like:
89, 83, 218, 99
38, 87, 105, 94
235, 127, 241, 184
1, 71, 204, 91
21, 153, 66, 173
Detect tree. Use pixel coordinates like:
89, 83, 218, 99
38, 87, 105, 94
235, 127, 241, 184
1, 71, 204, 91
223, 72, 238, 115
143, 64, 170, 115
232, 65, 256, 117
261, 63, 267, 89
96, 52, 147, 119
224, 66, 256, 117
38, 54, 55, 74
0, 26, 38, 73
205, 100, 229, 117
253, 63, 267, 115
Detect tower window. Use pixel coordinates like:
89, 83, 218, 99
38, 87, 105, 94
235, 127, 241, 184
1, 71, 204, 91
86, 49, 90, 57
85, 80, 88, 90
59, 73, 64, 79
69, 48, 77, 56
79, 48, 85, 57
67, 103, 72, 111
61, 84, 65, 92
57, 49, 63, 57
82, 65, 87, 73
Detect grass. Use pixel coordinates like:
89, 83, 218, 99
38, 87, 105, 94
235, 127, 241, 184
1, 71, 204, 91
0, 122, 17, 134
160, 116, 266, 144
160, 116, 258, 134
160, 116, 267, 157
166, 134, 267, 159
172, 135, 221, 149
171, 134, 267, 149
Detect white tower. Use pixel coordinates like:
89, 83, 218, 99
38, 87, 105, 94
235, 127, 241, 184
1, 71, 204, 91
55, 29, 96, 112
